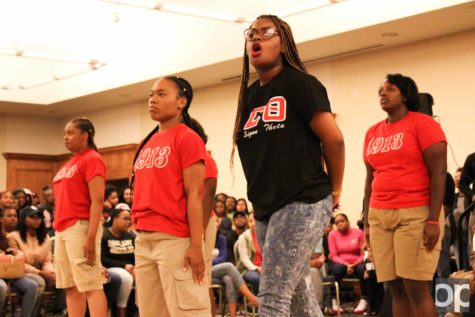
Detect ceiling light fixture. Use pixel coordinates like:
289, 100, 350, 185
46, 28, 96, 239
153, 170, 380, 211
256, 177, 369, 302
100, 0, 247, 23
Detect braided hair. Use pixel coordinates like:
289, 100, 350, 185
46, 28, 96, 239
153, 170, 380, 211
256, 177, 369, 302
130, 76, 195, 189
71, 117, 98, 151
231, 15, 306, 167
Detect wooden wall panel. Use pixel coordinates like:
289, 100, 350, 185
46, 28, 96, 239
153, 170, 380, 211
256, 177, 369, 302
2, 144, 137, 193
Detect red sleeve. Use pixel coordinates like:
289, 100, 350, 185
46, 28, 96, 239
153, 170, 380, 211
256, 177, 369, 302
328, 231, 346, 265
83, 153, 106, 182
415, 114, 446, 151
177, 128, 206, 170
205, 154, 218, 180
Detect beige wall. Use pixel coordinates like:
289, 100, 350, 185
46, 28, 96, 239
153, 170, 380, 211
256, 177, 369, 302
2, 29, 475, 223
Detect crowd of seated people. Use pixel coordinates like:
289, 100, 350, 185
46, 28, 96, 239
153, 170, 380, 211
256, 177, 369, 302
2, 178, 471, 317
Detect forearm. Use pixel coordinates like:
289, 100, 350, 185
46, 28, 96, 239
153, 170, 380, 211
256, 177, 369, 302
87, 201, 103, 240
187, 192, 204, 248
428, 171, 446, 221
322, 137, 345, 193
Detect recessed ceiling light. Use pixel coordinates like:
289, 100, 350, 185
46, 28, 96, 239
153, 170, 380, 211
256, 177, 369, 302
381, 32, 398, 37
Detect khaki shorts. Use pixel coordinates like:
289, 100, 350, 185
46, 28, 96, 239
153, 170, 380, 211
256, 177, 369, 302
135, 231, 210, 317
54, 220, 103, 292
204, 215, 217, 287
368, 206, 444, 282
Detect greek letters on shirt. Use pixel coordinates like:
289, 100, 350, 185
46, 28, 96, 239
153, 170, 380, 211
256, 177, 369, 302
134, 146, 171, 170
365, 133, 404, 156
243, 96, 287, 139
108, 239, 134, 254
53, 165, 78, 182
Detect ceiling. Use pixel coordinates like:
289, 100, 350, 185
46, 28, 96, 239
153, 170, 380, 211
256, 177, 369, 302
1, 0, 475, 118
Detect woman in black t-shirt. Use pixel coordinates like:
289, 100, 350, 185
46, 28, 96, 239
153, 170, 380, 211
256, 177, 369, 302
232, 15, 345, 317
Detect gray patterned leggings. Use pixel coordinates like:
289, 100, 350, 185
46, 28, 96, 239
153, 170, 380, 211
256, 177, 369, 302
255, 197, 332, 317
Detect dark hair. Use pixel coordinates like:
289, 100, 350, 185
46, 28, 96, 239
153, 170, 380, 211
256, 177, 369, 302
236, 198, 249, 213
71, 117, 98, 151
108, 209, 131, 227
215, 193, 228, 202
189, 117, 208, 144
384, 74, 419, 111
104, 184, 118, 200
130, 76, 194, 189
334, 213, 349, 222
120, 187, 132, 204
456, 167, 463, 173
231, 15, 306, 167
18, 207, 47, 245
12, 188, 26, 197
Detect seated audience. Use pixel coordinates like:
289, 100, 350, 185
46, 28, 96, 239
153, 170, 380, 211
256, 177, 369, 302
1, 206, 18, 233
8, 205, 65, 315
0, 213, 39, 317
236, 212, 261, 295
119, 187, 133, 208
101, 207, 135, 317
226, 211, 248, 265
328, 213, 367, 314
236, 198, 249, 214
103, 185, 119, 222
211, 226, 258, 317
0, 191, 14, 209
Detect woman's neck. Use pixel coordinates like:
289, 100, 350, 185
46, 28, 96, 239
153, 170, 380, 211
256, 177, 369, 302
256, 62, 284, 86
386, 106, 409, 123
26, 227, 37, 237
109, 226, 122, 238
158, 116, 182, 133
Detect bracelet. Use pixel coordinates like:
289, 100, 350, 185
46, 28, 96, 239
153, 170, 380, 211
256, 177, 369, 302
427, 220, 439, 225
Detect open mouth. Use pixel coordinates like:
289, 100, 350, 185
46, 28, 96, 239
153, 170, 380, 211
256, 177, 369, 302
250, 43, 262, 57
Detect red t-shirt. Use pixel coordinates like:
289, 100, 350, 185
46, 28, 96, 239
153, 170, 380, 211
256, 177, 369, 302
132, 124, 206, 237
53, 148, 106, 232
363, 111, 446, 209
205, 152, 218, 217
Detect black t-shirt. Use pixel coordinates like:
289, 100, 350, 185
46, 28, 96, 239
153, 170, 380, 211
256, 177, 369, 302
237, 66, 332, 221
101, 229, 136, 268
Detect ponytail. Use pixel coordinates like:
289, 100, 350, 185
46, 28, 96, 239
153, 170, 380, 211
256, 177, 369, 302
129, 125, 159, 189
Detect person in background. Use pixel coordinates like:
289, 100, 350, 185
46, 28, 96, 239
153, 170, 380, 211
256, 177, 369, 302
103, 185, 119, 222
0, 214, 39, 317
39, 186, 55, 235
8, 205, 62, 316
119, 187, 133, 208
215, 193, 227, 204
1, 206, 18, 233
236, 198, 250, 214
53, 117, 108, 317
226, 211, 248, 265
0, 191, 14, 209
12, 188, 28, 210
225, 196, 237, 220
101, 207, 135, 317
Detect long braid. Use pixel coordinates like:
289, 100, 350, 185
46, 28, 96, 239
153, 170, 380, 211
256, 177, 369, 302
231, 14, 306, 168
71, 117, 98, 151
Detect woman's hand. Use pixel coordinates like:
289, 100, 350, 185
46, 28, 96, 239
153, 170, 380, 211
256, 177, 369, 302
83, 238, 96, 266
40, 270, 56, 285
183, 245, 205, 285
423, 223, 440, 252
346, 263, 354, 275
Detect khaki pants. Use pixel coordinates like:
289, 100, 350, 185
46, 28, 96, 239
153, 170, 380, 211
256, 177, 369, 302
135, 231, 211, 317
54, 220, 103, 292
369, 206, 444, 282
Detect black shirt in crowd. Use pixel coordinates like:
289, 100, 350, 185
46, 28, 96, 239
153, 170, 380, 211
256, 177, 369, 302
237, 66, 332, 221
101, 228, 136, 268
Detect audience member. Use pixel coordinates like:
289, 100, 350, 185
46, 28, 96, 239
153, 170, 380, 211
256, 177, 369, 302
1, 206, 18, 233
101, 208, 135, 317
119, 187, 133, 208
0, 191, 14, 209
236, 212, 261, 296
225, 196, 237, 219
328, 213, 366, 314
215, 193, 227, 204
226, 211, 248, 265
236, 198, 249, 214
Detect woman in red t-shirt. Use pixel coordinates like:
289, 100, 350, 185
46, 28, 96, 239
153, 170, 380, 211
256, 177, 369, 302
132, 76, 210, 317
53, 118, 108, 317
363, 74, 447, 317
